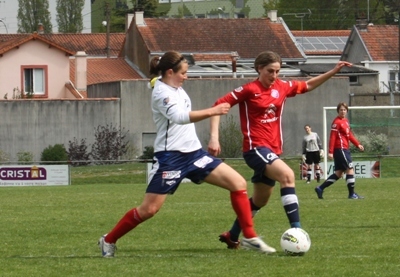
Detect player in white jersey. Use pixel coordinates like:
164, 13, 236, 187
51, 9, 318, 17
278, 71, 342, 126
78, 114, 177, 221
302, 125, 324, 183
98, 51, 276, 257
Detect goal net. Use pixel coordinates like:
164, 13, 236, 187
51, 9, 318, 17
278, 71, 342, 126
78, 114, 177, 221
322, 105, 400, 178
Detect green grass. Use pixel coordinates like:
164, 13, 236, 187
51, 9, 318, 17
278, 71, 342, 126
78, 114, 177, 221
1, 162, 400, 276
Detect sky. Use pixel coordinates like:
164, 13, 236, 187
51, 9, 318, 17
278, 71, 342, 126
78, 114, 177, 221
0, 0, 92, 33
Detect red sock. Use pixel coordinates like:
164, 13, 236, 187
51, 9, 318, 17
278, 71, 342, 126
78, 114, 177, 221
230, 190, 257, 238
105, 208, 143, 244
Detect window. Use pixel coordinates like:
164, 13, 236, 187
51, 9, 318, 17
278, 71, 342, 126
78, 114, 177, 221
349, 75, 359, 85
389, 71, 400, 92
21, 65, 48, 98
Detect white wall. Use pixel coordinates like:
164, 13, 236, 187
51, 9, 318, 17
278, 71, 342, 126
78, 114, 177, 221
363, 61, 399, 93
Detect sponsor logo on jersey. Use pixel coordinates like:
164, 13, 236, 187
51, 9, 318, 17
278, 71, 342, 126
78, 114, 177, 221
271, 89, 279, 98
163, 97, 170, 106
162, 170, 181, 179
234, 86, 243, 93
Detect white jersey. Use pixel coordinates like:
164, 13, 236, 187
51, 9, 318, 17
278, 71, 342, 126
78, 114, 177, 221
151, 80, 202, 153
302, 132, 322, 153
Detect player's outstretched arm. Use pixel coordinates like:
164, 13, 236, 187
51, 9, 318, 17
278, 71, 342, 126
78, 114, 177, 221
306, 61, 352, 91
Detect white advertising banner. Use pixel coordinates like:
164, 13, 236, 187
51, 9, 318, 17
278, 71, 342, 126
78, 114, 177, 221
300, 161, 380, 179
0, 165, 70, 187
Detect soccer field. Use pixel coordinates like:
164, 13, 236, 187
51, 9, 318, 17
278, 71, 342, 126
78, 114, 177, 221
1, 175, 399, 277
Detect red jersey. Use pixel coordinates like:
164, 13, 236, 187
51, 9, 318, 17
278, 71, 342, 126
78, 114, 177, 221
328, 116, 360, 154
214, 79, 308, 154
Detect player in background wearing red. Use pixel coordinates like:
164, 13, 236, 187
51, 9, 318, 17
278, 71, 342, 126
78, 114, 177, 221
208, 51, 352, 249
315, 102, 364, 200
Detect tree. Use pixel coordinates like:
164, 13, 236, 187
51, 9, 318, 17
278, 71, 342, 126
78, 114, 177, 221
17, 0, 52, 33
130, 0, 159, 17
56, 0, 85, 33
265, 0, 391, 30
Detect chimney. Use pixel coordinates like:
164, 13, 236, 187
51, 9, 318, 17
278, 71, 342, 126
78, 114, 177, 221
135, 10, 144, 26
125, 13, 134, 32
75, 51, 87, 91
38, 23, 44, 34
267, 10, 278, 22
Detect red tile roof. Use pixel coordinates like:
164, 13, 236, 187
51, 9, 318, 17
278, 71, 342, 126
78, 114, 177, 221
70, 58, 143, 85
137, 18, 304, 60
41, 33, 125, 56
358, 25, 399, 61
0, 33, 75, 55
0, 33, 125, 57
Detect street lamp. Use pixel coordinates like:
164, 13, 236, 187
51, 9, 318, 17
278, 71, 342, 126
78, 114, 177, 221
0, 19, 8, 34
283, 9, 312, 48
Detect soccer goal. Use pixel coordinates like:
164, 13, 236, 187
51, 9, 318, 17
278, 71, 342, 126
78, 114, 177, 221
322, 105, 400, 178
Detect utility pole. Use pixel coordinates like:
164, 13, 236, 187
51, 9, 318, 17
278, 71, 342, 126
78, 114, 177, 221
105, 2, 111, 58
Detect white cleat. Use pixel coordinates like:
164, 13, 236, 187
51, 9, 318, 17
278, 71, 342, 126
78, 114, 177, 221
241, 237, 276, 254
98, 234, 116, 258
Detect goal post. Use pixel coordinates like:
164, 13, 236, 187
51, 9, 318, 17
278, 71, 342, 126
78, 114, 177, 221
322, 105, 400, 178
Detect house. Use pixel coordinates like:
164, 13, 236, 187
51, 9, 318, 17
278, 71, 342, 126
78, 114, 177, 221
0, 32, 142, 99
340, 24, 399, 93
123, 10, 307, 79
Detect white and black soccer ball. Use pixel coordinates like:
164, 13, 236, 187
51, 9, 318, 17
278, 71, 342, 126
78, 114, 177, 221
280, 228, 311, 256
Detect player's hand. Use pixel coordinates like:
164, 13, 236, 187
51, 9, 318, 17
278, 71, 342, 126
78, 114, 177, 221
335, 61, 352, 72
319, 149, 325, 158
302, 154, 306, 162
328, 153, 333, 160
213, 103, 231, 116
208, 138, 221, 156
358, 145, 364, 152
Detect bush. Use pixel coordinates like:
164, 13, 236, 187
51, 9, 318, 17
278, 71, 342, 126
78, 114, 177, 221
350, 130, 389, 155
17, 151, 34, 164
0, 149, 10, 164
138, 146, 154, 161
91, 124, 130, 164
41, 144, 68, 164
67, 138, 91, 166
218, 115, 243, 158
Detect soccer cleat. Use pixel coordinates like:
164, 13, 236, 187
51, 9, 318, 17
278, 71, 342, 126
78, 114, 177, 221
315, 187, 323, 199
306, 181, 310, 184
240, 237, 276, 254
98, 234, 116, 258
219, 231, 240, 249
317, 176, 321, 183
348, 193, 364, 199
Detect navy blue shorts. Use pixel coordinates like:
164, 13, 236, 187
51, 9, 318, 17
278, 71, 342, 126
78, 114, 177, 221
146, 149, 222, 194
333, 148, 353, 171
243, 147, 279, 186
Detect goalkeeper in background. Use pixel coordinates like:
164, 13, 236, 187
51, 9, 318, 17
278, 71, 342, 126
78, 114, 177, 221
302, 125, 324, 183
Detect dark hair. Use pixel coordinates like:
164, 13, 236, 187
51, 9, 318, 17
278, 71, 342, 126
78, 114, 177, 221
336, 102, 348, 113
304, 124, 311, 129
254, 51, 282, 74
149, 51, 186, 78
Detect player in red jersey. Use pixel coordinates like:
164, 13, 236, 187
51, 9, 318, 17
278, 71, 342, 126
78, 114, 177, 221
208, 51, 352, 249
314, 102, 364, 200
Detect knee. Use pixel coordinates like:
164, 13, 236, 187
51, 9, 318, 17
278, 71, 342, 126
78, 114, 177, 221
137, 205, 160, 220
278, 170, 295, 187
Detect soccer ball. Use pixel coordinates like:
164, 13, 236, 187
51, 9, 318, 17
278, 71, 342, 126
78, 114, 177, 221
280, 228, 311, 256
